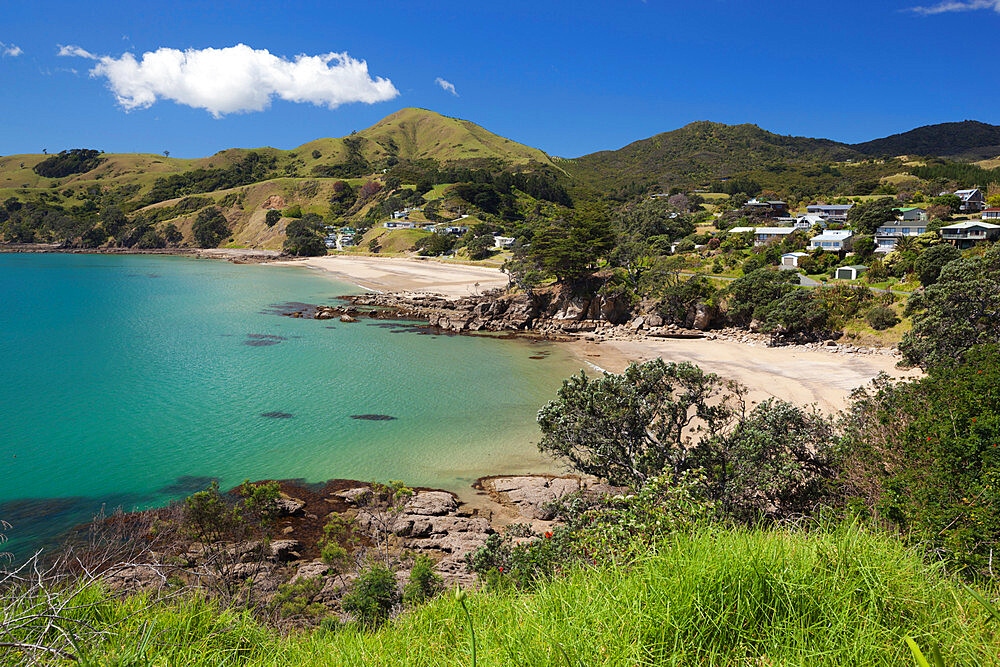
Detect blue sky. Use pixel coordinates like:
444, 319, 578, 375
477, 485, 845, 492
1, 1, 998, 159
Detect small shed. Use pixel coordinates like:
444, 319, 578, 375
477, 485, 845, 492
835, 265, 868, 280
781, 252, 809, 267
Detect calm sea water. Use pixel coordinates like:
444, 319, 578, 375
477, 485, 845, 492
0, 253, 582, 558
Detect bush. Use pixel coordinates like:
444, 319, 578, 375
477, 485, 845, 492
282, 204, 302, 219
914, 243, 961, 287
342, 563, 399, 627
191, 207, 230, 248
272, 577, 325, 619
402, 554, 444, 604
265, 209, 281, 227
33, 149, 104, 178
866, 304, 899, 330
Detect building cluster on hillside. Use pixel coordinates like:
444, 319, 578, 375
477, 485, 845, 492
721, 186, 999, 279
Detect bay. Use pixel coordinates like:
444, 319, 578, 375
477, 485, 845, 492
0, 253, 581, 558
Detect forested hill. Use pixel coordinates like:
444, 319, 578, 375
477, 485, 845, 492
851, 120, 1000, 161
563, 121, 865, 195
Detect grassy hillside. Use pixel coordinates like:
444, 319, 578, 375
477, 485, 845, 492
10, 523, 997, 665
296, 108, 561, 172
853, 120, 1000, 162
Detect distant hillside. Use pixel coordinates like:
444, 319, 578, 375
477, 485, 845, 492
565, 121, 864, 193
852, 121, 1000, 161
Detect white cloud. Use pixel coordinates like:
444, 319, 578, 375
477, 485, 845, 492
909, 0, 1000, 14
58, 44, 96, 58
1, 42, 23, 57
435, 77, 458, 96
58, 43, 399, 117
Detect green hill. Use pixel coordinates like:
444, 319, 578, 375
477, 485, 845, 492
852, 120, 1000, 161
565, 121, 865, 193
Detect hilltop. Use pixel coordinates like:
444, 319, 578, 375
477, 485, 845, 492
852, 120, 1000, 161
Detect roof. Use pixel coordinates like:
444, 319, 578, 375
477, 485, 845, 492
807, 204, 853, 211
728, 226, 795, 234
941, 221, 1000, 230
983, 208, 1000, 213
782, 252, 809, 257
896, 207, 925, 212
812, 230, 853, 240
839, 265, 868, 271
955, 189, 980, 195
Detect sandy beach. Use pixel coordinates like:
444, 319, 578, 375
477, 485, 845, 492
274, 254, 508, 298
565, 336, 918, 413
284, 254, 916, 413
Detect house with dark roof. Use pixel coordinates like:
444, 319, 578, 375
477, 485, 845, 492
954, 189, 986, 213
875, 222, 928, 253
744, 199, 789, 217
806, 204, 853, 222
895, 207, 928, 222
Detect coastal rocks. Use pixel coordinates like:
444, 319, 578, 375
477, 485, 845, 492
339, 314, 358, 323
268, 539, 303, 562
692, 303, 713, 331
404, 491, 458, 516
481, 476, 583, 520
275, 496, 306, 517
291, 560, 330, 584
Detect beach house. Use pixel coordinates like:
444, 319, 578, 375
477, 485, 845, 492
954, 189, 986, 213
982, 208, 1000, 222
875, 221, 928, 253
939, 220, 1000, 249
727, 226, 798, 246
781, 252, 809, 268
808, 229, 853, 252
806, 204, 853, 222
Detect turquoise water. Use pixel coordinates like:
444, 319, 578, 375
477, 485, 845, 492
0, 253, 582, 558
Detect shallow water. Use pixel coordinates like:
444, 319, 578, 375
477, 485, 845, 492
0, 253, 582, 558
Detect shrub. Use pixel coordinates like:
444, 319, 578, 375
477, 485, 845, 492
318, 514, 356, 573
866, 304, 899, 330
402, 554, 444, 604
914, 243, 961, 287
311, 149, 321, 159
282, 204, 302, 219
33, 149, 104, 178
272, 577, 325, 619
265, 209, 281, 227
191, 207, 230, 248
342, 563, 399, 627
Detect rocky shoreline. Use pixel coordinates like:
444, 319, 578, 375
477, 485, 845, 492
339, 289, 900, 358
94, 474, 609, 611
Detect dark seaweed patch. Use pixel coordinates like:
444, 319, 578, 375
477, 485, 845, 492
261, 412, 295, 419
244, 333, 287, 347
350, 414, 397, 421
528, 356, 546, 359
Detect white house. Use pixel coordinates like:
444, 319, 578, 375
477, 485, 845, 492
385, 221, 415, 230
806, 204, 853, 222
441, 225, 469, 234
875, 222, 928, 253
808, 229, 854, 252
493, 235, 515, 249
781, 252, 809, 267
835, 265, 867, 280
982, 208, 1000, 222
954, 189, 986, 213
727, 226, 797, 246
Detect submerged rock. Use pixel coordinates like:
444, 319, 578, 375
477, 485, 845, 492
350, 414, 396, 421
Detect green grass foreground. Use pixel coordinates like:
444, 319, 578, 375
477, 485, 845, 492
23, 523, 1000, 666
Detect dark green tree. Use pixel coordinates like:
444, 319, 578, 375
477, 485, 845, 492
282, 214, 327, 256
723, 269, 797, 325
264, 209, 281, 227
914, 243, 961, 287
537, 359, 739, 487
900, 246, 1000, 366
847, 198, 898, 235
191, 207, 230, 248
529, 205, 614, 282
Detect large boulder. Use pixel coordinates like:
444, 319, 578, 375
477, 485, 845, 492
275, 496, 306, 517
405, 491, 458, 517
486, 476, 582, 520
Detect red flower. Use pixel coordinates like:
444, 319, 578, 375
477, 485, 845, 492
498, 566, 504, 573
544, 531, 553, 539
